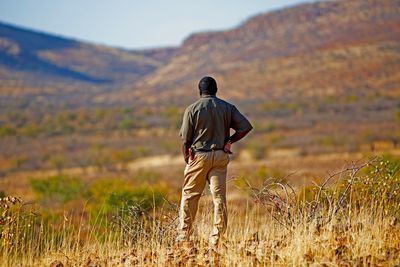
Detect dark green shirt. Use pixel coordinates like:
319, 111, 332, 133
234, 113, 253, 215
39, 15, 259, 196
180, 95, 253, 151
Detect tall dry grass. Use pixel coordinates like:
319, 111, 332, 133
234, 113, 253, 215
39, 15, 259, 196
0, 158, 399, 266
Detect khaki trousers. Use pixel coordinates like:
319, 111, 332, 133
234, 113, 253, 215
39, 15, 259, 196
177, 150, 229, 245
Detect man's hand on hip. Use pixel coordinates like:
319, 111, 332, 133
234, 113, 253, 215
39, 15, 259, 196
224, 141, 233, 154
182, 142, 193, 164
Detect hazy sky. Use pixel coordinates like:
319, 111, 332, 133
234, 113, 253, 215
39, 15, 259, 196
1, 0, 313, 49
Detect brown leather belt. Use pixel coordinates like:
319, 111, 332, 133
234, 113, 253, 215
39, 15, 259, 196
194, 148, 223, 152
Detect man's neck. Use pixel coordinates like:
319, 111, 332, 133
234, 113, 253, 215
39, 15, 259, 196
201, 94, 216, 98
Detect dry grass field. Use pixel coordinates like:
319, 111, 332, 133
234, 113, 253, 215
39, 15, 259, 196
1, 152, 399, 266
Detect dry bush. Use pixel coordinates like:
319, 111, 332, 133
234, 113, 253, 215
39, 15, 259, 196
0, 196, 22, 247
245, 157, 399, 226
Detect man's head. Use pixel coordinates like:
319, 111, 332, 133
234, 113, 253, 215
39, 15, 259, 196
198, 76, 218, 96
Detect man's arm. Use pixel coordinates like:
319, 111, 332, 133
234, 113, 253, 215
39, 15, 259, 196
224, 105, 253, 153
181, 141, 193, 164
180, 107, 194, 163
223, 129, 252, 153
229, 128, 252, 144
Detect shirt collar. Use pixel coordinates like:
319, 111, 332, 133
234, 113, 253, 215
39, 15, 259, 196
201, 94, 217, 98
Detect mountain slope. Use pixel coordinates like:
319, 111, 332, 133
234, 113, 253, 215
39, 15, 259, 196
0, 22, 180, 107
0, 23, 173, 88
100, 0, 400, 106
1, 0, 399, 109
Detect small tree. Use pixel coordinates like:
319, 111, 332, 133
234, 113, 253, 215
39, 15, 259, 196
48, 154, 66, 174
164, 106, 181, 129
89, 144, 111, 172
111, 149, 134, 172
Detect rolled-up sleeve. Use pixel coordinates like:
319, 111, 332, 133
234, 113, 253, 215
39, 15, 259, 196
180, 107, 194, 143
230, 105, 253, 133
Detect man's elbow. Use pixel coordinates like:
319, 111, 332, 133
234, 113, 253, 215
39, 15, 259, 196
235, 128, 252, 142
241, 127, 253, 136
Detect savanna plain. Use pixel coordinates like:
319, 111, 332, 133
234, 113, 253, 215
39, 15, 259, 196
1, 0, 400, 265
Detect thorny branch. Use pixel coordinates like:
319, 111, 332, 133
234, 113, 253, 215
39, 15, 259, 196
245, 159, 378, 229
110, 197, 179, 245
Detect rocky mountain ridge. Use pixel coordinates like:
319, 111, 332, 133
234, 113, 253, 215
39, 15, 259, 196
1, 0, 399, 109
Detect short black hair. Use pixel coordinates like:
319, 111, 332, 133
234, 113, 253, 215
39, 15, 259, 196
198, 76, 218, 95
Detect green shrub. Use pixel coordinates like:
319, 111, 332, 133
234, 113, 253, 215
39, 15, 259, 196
322, 95, 339, 104
88, 179, 166, 216
355, 155, 400, 216
31, 175, 87, 204
318, 136, 337, 148
107, 187, 161, 210
20, 123, 43, 137
396, 110, 400, 123
345, 94, 359, 103
135, 171, 161, 184
118, 117, 136, 130
89, 144, 111, 171
47, 155, 66, 173
257, 102, 282, 112
311, 155, 400, 217
111, 149, 134, 171
234, 165, 287, 189
247, 141, 268, 160
164, 106, 181, 129
257, 101, 306, 115
253, 122, 276, 133
10, 155, 28, 171
287, 102, 307, 113
0, 125, 17, 137
136, 146, 150, 157
298, 185, 318, 202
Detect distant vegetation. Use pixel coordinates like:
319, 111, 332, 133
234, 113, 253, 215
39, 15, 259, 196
0, 105, 189, 138
0, 96, 398, 175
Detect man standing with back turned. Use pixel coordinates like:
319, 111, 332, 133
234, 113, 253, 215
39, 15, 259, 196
177, 76, 253, 247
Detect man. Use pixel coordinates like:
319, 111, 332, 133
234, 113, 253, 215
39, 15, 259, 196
177, 76, 253, 246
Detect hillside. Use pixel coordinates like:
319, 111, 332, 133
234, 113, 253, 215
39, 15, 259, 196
0, 22, 177, 107
99, 0, 400, 106
1, 0, 399, 108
